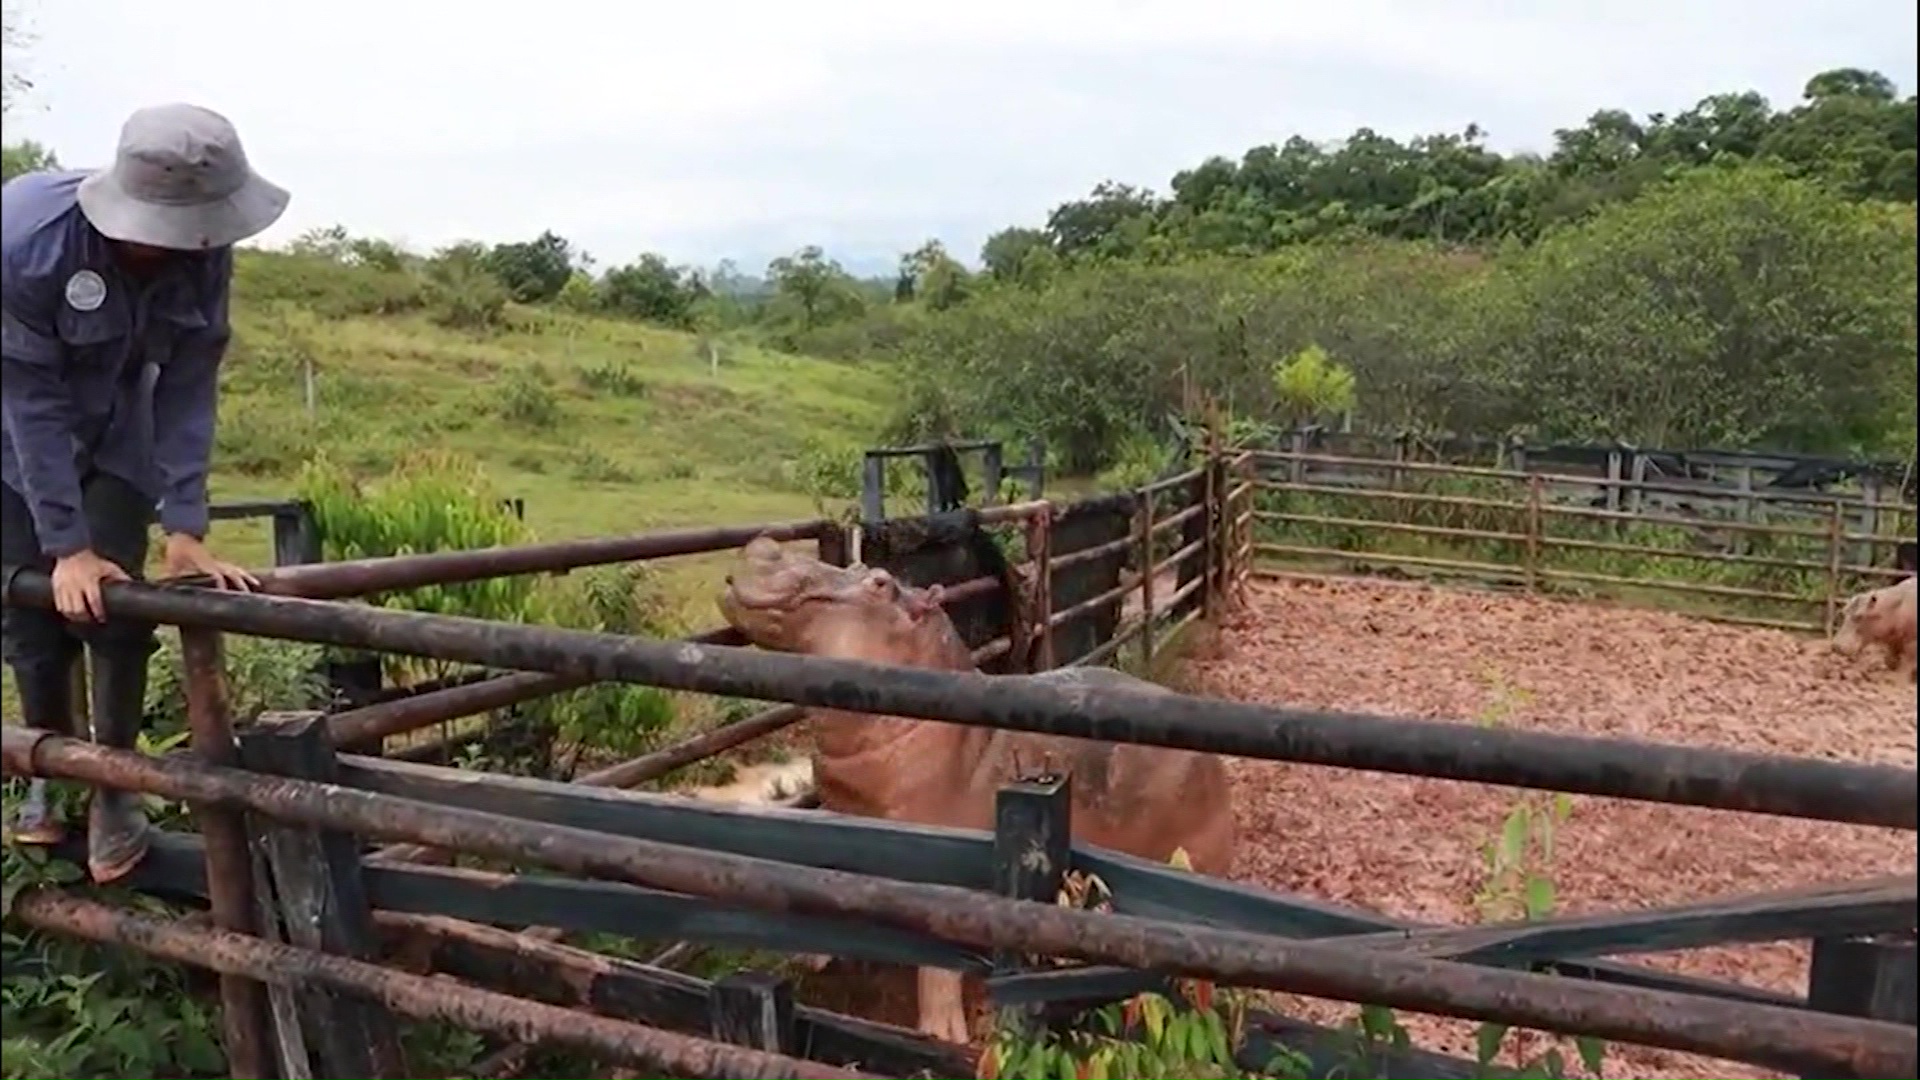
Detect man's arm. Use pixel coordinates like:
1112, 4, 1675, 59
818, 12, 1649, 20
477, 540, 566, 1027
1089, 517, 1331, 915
151, 286, 230, 541
0, 287, 90, 558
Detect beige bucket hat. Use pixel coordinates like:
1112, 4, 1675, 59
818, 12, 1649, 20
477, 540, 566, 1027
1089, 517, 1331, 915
77, 102, 290, 251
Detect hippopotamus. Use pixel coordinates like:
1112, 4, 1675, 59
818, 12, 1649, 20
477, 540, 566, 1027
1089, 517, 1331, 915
718, 535, 1235, 1044
1831, 575, 1917, 682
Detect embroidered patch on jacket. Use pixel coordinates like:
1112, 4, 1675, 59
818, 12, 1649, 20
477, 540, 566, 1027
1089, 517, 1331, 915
64, 269, 107, 312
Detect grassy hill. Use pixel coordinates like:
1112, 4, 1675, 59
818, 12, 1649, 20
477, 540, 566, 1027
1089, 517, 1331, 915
204, 251, 900, 622
0, 252, 903, 722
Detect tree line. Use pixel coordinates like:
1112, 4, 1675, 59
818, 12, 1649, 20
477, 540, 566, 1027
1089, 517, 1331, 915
3, 50, 1914, 474
797, 67, 1919, 474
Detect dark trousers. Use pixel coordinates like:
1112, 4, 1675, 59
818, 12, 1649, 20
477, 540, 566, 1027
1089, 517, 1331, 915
2, 473, 158, 723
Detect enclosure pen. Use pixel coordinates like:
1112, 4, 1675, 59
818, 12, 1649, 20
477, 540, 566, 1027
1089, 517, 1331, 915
2, 445, 1914, 1080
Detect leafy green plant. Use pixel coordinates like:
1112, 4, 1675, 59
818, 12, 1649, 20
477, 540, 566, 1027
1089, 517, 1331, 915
983, 851, 1311, 1080
496, 366, 562, 428
578, 359, 650, 397
1, 845, 224, 1080
1271, 344, 1357, 429
297, 451, 539, 682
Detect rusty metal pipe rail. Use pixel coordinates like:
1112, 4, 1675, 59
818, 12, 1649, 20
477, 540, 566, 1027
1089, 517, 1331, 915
4, 730, 1911, 1079
326, 550, 1027, 752
10, 890, 869, 1080
254, 519, 830, 601
5, 570, 1913, 830
327, 624, 750, 748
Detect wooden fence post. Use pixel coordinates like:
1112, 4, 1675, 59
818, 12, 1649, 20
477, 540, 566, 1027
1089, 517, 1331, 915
1825, 501, 1846, 635
1138, 492, 1156, 671
709, 972, 798, 1054
1024, 509, 1055, 672
1733, 465, 1756, 556
1525, 475, 1544, 594
1627, 453, 1649, 517
1604, 450, 1624, 531
993, 775, 1072, 1032
1202, 442, 1218, 623
1860, 474, 1885, 568
1800, 933, 1917, 1080
237, 711, 410, 1079
178, 628, 277, 1079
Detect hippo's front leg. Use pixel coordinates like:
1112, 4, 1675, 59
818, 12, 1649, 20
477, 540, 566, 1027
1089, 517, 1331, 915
917, 966, 971, 1044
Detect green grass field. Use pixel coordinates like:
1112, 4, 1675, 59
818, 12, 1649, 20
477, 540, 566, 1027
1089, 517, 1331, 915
221, 303, 899, 613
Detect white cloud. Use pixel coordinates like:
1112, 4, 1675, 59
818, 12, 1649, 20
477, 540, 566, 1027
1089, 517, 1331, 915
6, 0, 1915, 275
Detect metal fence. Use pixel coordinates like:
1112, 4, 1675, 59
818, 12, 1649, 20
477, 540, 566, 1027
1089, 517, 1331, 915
2, 448, 1915, 1080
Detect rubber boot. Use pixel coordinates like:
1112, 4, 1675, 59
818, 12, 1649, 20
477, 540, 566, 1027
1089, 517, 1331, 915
3, 657, 77, 846
85, 644, 153, 885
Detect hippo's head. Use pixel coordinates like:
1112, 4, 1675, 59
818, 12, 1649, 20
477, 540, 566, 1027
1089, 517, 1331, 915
719, 536, 957, 663
1831, 574, 1918, 655
1832, 587, 1889, 656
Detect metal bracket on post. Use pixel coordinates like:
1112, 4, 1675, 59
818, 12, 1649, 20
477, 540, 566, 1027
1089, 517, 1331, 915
1801, 934, 1917, 1078
992, 775, 1072, 1033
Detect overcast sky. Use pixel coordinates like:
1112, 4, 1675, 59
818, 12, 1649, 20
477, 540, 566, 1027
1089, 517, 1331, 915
5, 0, 1915, 277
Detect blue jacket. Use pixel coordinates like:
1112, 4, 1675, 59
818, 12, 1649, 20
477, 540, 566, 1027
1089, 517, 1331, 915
1, 169, 231, 557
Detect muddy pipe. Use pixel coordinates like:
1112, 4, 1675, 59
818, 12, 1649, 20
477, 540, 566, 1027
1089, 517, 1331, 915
249, 519, 830, 601
10, 890, 871, 1080
4, 728, 1913, 1080
6, 569, 1911, 830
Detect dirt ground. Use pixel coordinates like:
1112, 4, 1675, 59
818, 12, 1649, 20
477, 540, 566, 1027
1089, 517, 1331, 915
1178, 576, 1917, 1080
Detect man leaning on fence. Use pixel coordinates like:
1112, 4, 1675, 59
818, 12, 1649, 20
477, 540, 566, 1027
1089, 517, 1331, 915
2, 103, 290, 883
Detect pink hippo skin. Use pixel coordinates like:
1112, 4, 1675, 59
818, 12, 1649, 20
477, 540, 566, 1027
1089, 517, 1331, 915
1831, 575, 1917, 682
718, 536, 1235, 1045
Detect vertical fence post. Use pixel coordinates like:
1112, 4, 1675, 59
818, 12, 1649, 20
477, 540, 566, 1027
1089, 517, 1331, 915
1217, 449, 1237, 615
993, 775, 1072, 1033
860, 453, 886, 524
1733, 465, 1756, 557
1240, 454, 1255, 603
270, 503, 323, 568
178, 628, 277, 1079
1860, 474, 1885, 569
1138, 491, 1156, 672
1202, 440, 1218, 623
1525, 475, 1544, 594
982, 443, 1005, 507
816, 522, 849, 569
1825, 500, 1846, 635
1287, 428, 1307, 485
236, 712, 410, 1079
1801, 933, 1917, 1080
1024, 508, 1055, 672
709, 972, 798, 1055
1604, 449, 1624, 536
1627, 453, 1649, 518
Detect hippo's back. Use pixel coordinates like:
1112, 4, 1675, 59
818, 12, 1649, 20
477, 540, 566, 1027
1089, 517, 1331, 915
986, 665, 1235, 875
